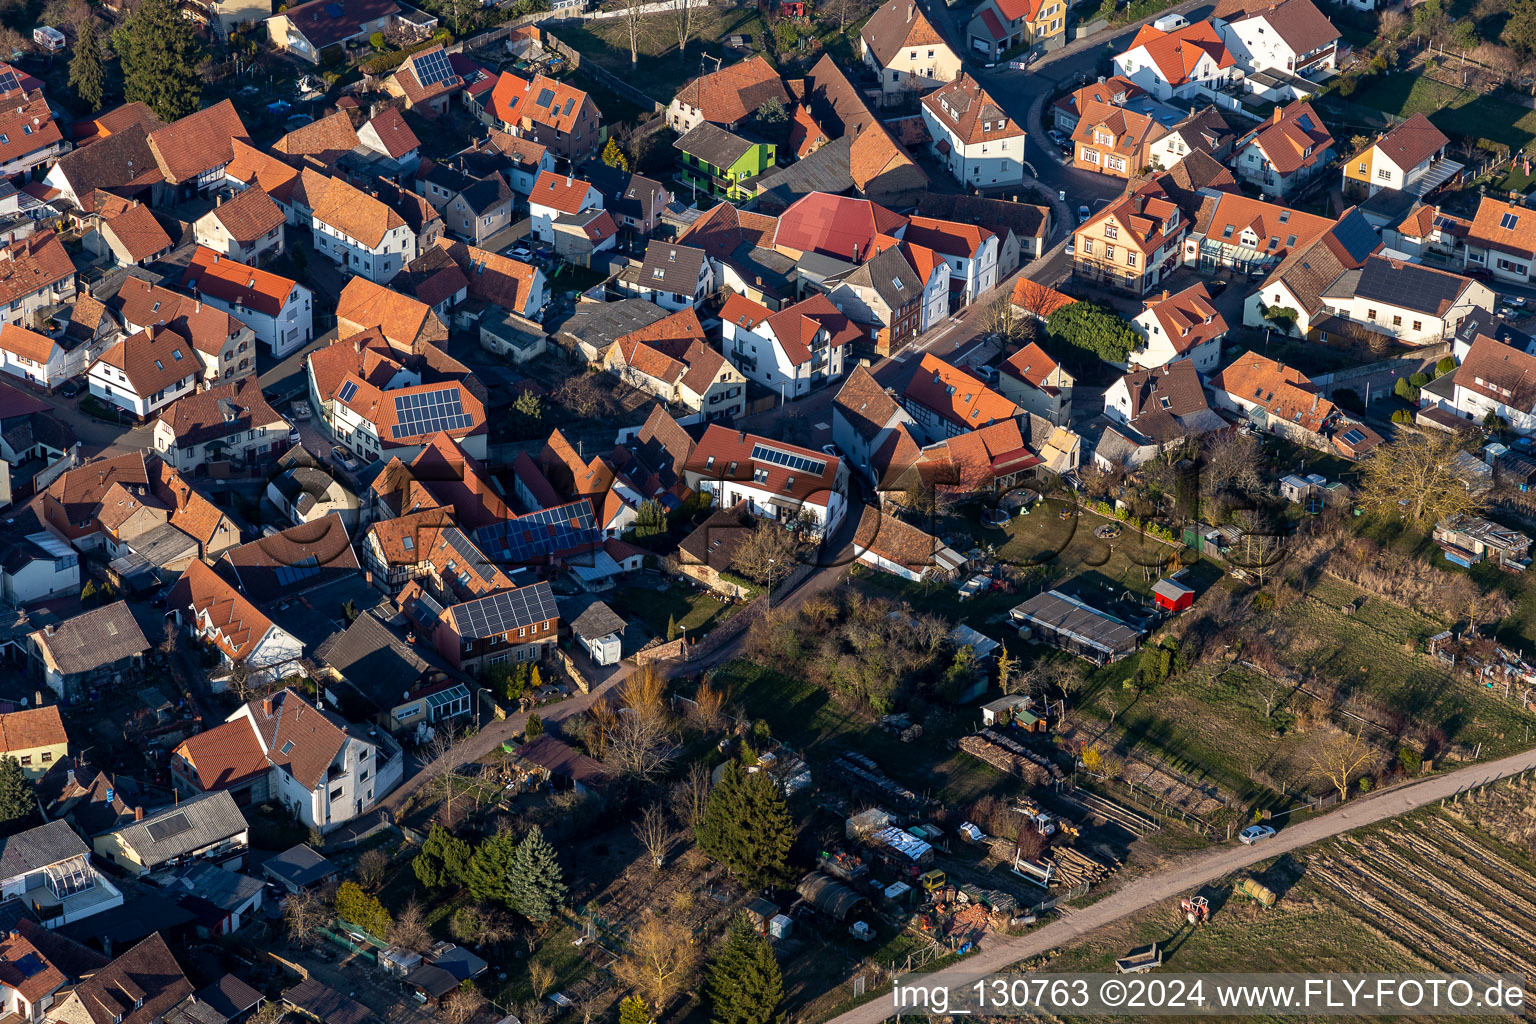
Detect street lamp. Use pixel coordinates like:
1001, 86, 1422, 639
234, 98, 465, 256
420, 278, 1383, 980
473, 687, 490, 730
765, 558, 777, 610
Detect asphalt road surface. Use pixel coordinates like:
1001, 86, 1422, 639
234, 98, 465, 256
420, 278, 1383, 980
824, 745, 1536, 1024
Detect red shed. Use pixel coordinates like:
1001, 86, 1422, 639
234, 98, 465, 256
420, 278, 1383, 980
1152, 577, 1195, 613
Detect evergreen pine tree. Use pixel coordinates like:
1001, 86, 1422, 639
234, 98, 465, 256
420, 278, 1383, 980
507, 826, 566, 921
525, 713, 544, 739
463, 829, 518, 907
68, 18, 105, 112
666, 615, 680, 641
112, 0, 204, 121
706, 916, 784, 1024
694, 762, 794, 885
0, 757, 27, 825
530, 666, 542, 691
412, 825, 471, 889
618, 995, 652, 1024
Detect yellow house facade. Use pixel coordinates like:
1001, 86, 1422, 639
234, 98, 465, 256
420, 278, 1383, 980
0, 706, 68, 779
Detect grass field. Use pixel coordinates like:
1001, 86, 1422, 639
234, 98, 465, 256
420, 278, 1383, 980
607, 579, 738, 639
714, 660, 1015, 805
552, 8, 771, 108
1348, 71, 1536, 153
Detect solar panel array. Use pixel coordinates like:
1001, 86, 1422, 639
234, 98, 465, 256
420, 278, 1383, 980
451, 581, 559, 639
0, 71, 18, 95
443, 527, 498, 584
474, 500, 597, 564
412, 589, 444, 629
412, 47, 455, 88
145, 811, 193, 843
392, 388, 473, 439
275, 554, 320, 588
750, 443, 826, 477
336, 380, 359, 404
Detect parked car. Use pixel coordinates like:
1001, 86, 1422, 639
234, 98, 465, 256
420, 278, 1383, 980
507, 246, 534, 262
331, 445, 363, 474
973, 364, 999, 383
957, 573, 991, 601
1047, 129, 1067, 147
1077, 205, 1091, 225
290, 399, 312, 420
1238, 824, 1276, 845
57, 378, 82, 398
1065, 240, 1075, 256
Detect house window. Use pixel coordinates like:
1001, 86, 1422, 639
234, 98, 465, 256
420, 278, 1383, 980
41, 752, 51, 762
1082, 239, 1093, 254
1105, 245, 1115, 260
1412, 320, 1422, 331
1104, 225, 1118, 240
1367, 308, 1377, 320
19, 755, 30, 765
1127, 252, 1137, 267
330, 786, 343, 801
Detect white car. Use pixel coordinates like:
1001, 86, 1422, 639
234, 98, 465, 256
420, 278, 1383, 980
1065, 240, 1076, 256
1238, 824, 1277, 845
957, 573, 991, 601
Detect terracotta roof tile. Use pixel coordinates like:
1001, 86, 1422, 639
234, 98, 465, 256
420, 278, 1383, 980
178, 559, 274, 662
225, 139, 301, 204
205, 186, 285, 246
905, 352, 1019, 430
365, 106, 420, 158
1142, 282, 1227, 358
336, 276, 446, 348
0, 323, 60, 364
1357, 112, 1447, 175
921, 74, 1021, 145
529, 170, 598, 214
182, 246, 301, 319
1126, 20, 1235, 86
174, 717, 266, 790
673, 55, 789, 127
1211, 350, 1335, 432
99, 198, 174, 262
96, 325, 199, 396
273, 111, 361, 164
1235, 100, 1332, 177
0, 706, 66, 752
1468, 195, 1536, 260
311, 175, 406, 248
0, 232, 73, 308
147, 100, 250, 184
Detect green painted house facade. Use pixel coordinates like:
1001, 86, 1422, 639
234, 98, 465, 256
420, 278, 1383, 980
674, 122, 776, 202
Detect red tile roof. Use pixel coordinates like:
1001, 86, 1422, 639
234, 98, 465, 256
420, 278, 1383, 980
1126, 19, 1235, 86
0, 706, 66, 752
1140, 282, 1226, 358
1468, 195, 1536, 260
179, 559, 274, 663
529, 170, 599, 214
0, 232, 73, 308
206, 185, 285, 245
182, 246, 302, 318
685, 424, 843, 507
174, 717, 267, 790
905, 352, 1019, 430
772, 192, 906, 260
921, 74, 1021, 145
147, 100, 250, 184
764, 293, 861, 365
365, 106, 421, 158
1211, 350, 1335, 432
96, 326, 199, 396
673, 55, 789, 127
903, 215, 994, 258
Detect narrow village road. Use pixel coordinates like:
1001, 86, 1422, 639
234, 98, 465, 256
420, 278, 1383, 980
824, 744, 1536, 1024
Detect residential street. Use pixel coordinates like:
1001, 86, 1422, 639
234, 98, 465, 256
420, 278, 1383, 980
824, 746, 1536, 1024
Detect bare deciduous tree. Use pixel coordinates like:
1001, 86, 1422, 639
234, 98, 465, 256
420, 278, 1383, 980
248, 1002, 288, 1024
424, 722, 473, 822
613, 915, 699, 1011
356, 848, 390, 890
283, 887, 328, 948
669, 760, 710, 828
730, 521, 800, 590
634, 803, 672, 870
673, 0, 695, 51
441, 984, 487, 1024
1307, 728, 1376, 802
692, 678, 726, 732
389, 899, 432, 953
528, 960, 557, 1002
1357, 430, 1487, 526
603, 664, 674, 783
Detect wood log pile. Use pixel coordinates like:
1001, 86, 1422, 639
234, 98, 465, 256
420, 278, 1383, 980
1047, 846, 1117, 888
959, 734, 1053, 785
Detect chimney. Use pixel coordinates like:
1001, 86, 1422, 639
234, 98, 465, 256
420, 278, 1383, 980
1162, 290, 1168, 301
263, 695, 274, 717
216, 193, 223, 207
907, 1, 913, 20
1272, 106, 1282, 124
134, 806, 144, 821
44, 623, 54, 635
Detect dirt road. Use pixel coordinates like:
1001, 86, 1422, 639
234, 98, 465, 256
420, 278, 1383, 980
824, 745, 1536, 1024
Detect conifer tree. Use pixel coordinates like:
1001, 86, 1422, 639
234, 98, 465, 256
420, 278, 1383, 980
694, 761, 794, 885
706, 916, 784, 1024
464, 829, 518, 907
112, 0, 203, 121
508, 825, 566, 921
618, 995, 651, 1024
68, 17, 104, 112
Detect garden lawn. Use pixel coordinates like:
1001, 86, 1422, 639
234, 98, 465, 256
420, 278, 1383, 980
713, 660, 1012, 805
1349, 71, 1536, 153
550, 8, 771, 107
607, 580, 737, 639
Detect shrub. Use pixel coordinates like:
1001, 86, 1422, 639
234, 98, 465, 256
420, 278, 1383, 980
1436, 356, 1456, 376
1398, 747, 1421, 775
1408, 372, 1429, 388
369, 31, 384, 48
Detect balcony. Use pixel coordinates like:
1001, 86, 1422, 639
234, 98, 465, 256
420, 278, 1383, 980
23, 862, 124, 928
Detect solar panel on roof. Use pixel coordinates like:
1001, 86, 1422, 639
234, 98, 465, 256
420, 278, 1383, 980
536, 87, 555, 107
452, 582, 558, 638
412, 47, 455, 88
336, 380, 359, 404
561, 97, 575, 116
750, 443, 826, 477
144, 810, 194, 843
392, 387, 472, 439
473, 500, 596, 564
0, 72, 18, 95
275, 554, 320, 588
1342, 428, 1366, 445
12, 954, 45, 979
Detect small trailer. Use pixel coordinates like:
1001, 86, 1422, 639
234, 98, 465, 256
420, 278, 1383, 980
1116, 943, 1162, 974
